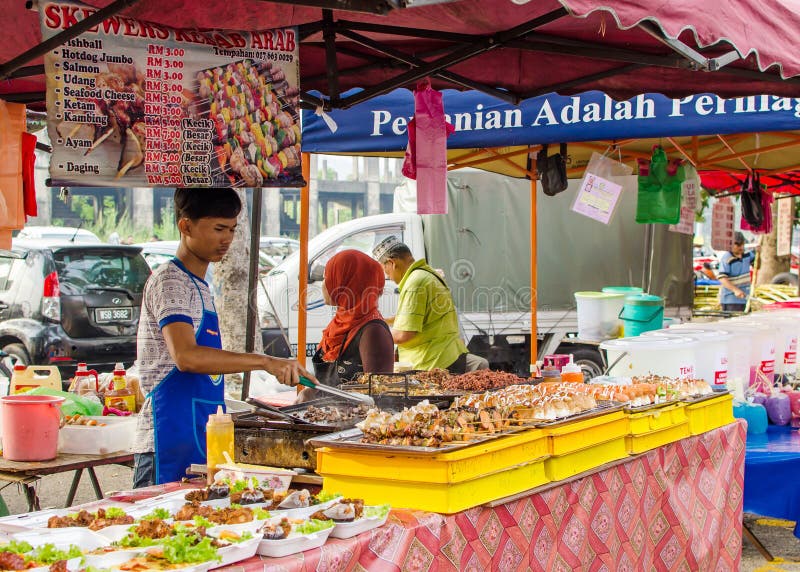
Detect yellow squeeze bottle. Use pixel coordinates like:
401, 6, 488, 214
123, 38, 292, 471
206, 405, 234, 484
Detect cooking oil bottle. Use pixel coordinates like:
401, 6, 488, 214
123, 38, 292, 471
104, 363, 136, 412
206, 405, 234, 484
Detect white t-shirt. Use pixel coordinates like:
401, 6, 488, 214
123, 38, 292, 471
132, 259, 215, 453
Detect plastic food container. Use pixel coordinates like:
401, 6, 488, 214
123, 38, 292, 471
643, 328, 732, 390
574, 291, 626, 340
58, 415, 137, 455
316, 429, 550, 514
600, 335, 700, 379
213, 463, 296, 493
684, 393, 735, 435
739, 312, 798, 378
717, 319, 777, 387
625, 402, 690, 454
541, 409, 629, 481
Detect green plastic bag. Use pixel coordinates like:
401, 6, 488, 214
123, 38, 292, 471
25, 387, 103, 417
636, 146, 685, 224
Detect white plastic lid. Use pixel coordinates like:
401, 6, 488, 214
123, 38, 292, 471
600, 334, 699, 351
644, 328, 733, 341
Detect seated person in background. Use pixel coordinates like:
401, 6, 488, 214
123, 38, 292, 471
373, 236, 489, 374
309, 249, 394, 390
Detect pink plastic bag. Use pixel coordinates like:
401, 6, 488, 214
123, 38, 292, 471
402, 79, 454, 214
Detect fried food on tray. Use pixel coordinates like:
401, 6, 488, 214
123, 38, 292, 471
47, 507, 134, 530
309, 498, 364, 522
174, 502, 254, 525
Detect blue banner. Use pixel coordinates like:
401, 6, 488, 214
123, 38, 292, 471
302, 88, 800, 153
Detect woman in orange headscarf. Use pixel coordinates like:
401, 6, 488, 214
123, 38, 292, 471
310, 249, 394, 388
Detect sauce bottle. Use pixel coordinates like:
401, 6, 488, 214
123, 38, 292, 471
540, 365, 562, 385
104, 363, 136, 412
206, 405, 234, 484
561, 355, 585, 383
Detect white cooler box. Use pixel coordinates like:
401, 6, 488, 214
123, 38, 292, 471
58, 415, 137, 455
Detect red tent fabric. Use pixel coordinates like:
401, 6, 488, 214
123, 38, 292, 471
2, 0, 800, 109
701, 171, 800, 196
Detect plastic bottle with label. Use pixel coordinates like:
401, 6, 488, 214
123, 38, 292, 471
104, 363, 136, 413
68, 363, 99, 397
206, 405, 234, 484
560, 355, 584, 383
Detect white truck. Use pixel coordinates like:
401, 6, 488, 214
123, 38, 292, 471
258, 170, 692, 378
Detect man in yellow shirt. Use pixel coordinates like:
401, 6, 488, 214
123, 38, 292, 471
373, 236, 488, 373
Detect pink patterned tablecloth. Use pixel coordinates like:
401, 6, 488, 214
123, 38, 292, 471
112, 421, 746, 571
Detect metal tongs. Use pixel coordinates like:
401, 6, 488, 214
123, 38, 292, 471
299, 376, 375, 406
246, 398, 313, 424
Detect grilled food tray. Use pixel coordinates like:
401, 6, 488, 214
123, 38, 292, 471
622, 399, 682, 413
681, 390, 729, 404
308, 428, 507, 456
530, 401, 625, 428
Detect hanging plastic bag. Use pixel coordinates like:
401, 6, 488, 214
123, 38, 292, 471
635, 146, 684, 224
740, 172, 764, 230
571, 151, 632, 224
402, 78, 454, 214
537, 143, 569, 196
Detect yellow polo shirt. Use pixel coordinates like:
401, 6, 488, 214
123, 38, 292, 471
394, 259, 467, 370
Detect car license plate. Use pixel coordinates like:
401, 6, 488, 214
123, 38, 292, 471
95, 307, 132, 323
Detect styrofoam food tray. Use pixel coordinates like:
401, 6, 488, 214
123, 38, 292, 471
210, 535, 262, 569
12, 527, 111, 552
256, 526, 333, 558
82, 549, 215, 572
329, 510, 390, 540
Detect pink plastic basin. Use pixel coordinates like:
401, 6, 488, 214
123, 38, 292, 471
1, 395, 65, 461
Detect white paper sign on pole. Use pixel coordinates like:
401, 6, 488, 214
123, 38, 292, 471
669, 166, 699, 235
711, 198, 736, 251
777, 195, 794, 257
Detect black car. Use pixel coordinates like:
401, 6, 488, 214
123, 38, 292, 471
0, 241, 151, 377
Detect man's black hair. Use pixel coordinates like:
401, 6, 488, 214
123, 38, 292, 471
174, 188, 242, 223
385, 243, 413, 261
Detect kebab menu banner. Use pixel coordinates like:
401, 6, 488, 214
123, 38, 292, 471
39, 0, 303, 188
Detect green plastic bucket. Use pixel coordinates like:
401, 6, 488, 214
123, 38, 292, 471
602, 286, 644, 296
619, 294, 664, 337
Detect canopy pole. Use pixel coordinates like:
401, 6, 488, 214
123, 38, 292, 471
241, 187, 263, 400
297, 153, 311, 370
530, 168, 538, 371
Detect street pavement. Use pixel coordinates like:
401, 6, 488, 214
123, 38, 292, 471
743, 514, 800, 571
0, 470, 797, 571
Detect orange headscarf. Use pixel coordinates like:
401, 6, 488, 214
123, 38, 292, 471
318, 249, 386, 361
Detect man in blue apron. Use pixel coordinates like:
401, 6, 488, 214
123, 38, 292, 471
132, 188, 314, 487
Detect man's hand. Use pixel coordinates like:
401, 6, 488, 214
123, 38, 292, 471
734, 289, 746, 299
264, 356, 316, 387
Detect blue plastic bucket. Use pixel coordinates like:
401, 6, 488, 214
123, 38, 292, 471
619, 294, 664, 337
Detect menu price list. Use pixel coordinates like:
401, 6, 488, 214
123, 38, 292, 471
144, 44, 213, 186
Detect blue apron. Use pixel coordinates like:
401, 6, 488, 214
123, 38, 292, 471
151, 259, 224, 484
